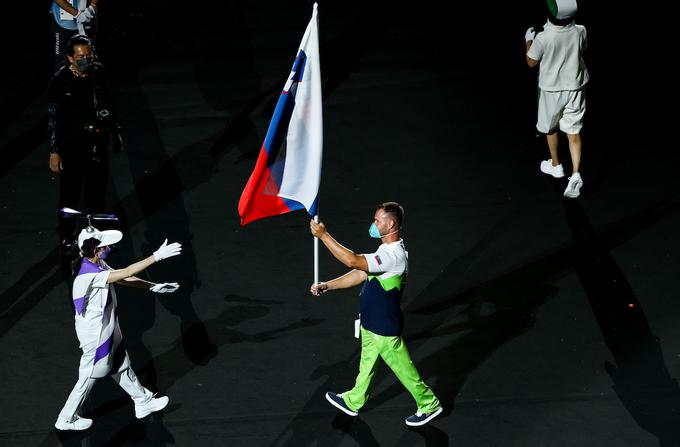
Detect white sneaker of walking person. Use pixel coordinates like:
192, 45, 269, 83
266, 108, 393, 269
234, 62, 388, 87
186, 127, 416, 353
135, 395, 169, 419
564, 173, 584, 198
54, 415, 93, 431
540, 160, 565, 178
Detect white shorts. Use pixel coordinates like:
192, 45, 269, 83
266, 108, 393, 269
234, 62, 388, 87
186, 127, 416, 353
536, 88, 586, 135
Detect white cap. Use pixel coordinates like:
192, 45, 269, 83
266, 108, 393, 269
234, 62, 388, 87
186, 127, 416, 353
77, 226, 123, 249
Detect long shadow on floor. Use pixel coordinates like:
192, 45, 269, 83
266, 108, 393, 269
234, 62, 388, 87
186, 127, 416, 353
562, 198, 680, 447
268, 349, 367, 447
110, 71, 219, 390
38, 412, 176, 447
0, 249, 64, 338
0, 117, 48, 178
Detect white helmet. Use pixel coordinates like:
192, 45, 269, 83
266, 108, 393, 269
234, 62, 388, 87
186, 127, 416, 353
547, 0, 577, 20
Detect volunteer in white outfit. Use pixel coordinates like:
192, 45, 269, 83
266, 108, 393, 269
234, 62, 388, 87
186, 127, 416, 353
51, 0, 98, 72
525, 0, 589, 198
55, 226, 182, 431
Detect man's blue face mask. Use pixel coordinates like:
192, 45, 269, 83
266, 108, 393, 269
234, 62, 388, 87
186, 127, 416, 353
368, 223, 382, 238
369, 223, 400, 239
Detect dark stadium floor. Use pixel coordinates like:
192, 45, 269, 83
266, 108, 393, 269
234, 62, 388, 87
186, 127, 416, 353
1, 1, 677, 446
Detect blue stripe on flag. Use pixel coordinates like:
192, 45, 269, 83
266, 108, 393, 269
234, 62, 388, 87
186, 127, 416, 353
291, 50, 307, 83
282, 197, 305, 212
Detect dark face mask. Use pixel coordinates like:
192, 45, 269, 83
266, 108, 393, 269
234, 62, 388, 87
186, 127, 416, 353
75, 57, 94, 72
99, 246, 112, 260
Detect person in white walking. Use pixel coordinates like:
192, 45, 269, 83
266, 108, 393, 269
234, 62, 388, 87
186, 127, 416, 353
55, 226, 182, 430
526, 0, 589, 198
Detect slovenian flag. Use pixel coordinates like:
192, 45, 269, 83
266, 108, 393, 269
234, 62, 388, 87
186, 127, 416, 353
238, 3, 323, 226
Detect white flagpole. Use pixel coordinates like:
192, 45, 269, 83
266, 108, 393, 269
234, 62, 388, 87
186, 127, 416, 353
314, 214, 319, 285
313, 3, 320, 287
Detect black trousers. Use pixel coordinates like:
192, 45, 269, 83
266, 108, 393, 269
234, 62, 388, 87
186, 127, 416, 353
57, 143, 109, 243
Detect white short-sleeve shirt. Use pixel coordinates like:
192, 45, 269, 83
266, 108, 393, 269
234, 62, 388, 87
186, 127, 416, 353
363, 239, 408, 279
359, 239, 409, 336
527, 21, 589, 91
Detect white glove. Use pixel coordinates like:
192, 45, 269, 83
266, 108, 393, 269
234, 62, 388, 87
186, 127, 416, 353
150, 282, 180, 293
75, 10, 89, 24
525, 27, 536, 43
83, 5, 97, 21
153, 239, 182, 261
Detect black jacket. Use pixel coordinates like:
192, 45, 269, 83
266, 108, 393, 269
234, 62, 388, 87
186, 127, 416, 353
47, 63, 118, 155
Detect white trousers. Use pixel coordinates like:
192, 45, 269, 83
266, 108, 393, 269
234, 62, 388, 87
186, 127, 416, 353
58, 348, 152, 422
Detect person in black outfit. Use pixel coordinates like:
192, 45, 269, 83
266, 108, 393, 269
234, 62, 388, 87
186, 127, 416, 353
48, 34, 122, 258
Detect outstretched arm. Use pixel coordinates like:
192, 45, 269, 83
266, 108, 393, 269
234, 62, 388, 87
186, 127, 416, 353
118, 276, 154, 289
107, 256, 156, 283
117, 276, 180, 294
310, 220, 369, 272
311, 269, 368, 296
106, 239, 182, 283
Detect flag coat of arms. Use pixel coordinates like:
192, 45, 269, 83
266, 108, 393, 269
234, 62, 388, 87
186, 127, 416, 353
238, 3, 322, 226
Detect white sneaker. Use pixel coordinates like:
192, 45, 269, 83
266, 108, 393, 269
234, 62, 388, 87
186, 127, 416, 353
540, 160, 565, 178
135, 395, 169, 419
54, 416, 93, 431
564, 173, 583, 198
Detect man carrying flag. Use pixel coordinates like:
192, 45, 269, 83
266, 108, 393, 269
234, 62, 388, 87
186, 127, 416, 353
238, 3, 322, 226
309, 203, 443, 427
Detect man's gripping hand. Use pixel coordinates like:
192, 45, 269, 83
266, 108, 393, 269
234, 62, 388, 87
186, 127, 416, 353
310, 219, 327, 239
310, 282, 329, 296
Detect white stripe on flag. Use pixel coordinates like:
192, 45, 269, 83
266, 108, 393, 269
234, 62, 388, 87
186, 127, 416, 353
277, 3, 323, 213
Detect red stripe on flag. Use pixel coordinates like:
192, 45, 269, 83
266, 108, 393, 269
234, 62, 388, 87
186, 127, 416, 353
238, 145, 292, 226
